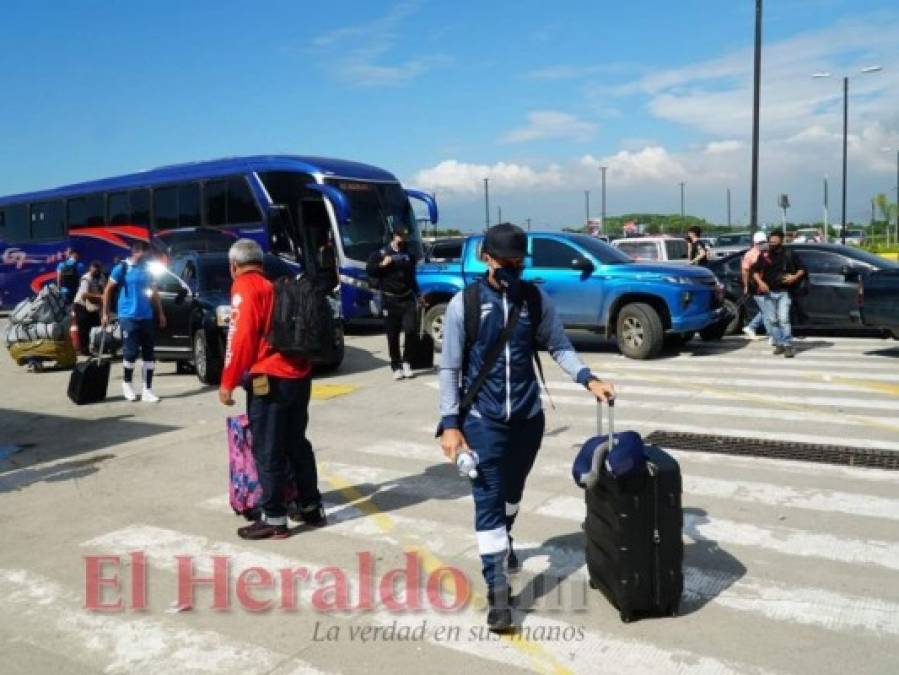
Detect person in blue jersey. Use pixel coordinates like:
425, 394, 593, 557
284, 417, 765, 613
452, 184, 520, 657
56, 247, 86, 305
436, 223, 615, 633
101, 241, 167, 402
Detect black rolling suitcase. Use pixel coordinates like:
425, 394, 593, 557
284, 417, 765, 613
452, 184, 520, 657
583, 402, 683, 622
405, 308, 435, 371
67, 332, 111, 405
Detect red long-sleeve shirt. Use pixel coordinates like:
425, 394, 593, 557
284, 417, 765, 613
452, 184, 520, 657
221, 270, 311, 391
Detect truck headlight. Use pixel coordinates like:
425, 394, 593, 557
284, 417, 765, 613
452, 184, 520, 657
215, 305, 231, 327
663, 275, 696, 285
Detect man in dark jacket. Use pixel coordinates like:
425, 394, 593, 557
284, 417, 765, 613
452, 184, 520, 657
366, 228, 422, 380
437, 223, 615, 632
752, 230, 806, 358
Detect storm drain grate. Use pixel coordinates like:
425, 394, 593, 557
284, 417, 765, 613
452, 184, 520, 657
645, 431, 899, 471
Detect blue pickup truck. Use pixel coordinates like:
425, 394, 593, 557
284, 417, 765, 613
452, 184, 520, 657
417, 232, 725, 359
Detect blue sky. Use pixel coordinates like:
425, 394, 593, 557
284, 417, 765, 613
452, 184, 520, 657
1, 0, 898, 229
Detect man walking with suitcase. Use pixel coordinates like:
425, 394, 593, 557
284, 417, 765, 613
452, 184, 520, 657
219, 239, 326, 540
437, 223, 615, 632
102, 241, 166, 402
366, 227, 423, 380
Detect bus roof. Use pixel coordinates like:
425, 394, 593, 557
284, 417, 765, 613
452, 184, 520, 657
0, 155, 399, 207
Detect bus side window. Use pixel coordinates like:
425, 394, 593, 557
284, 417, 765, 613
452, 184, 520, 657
178, 182, 201, 227
227, 177, 261, 225
154, 186, 178, 229
205, 180, 227, 226
0, 204, 29, 243
108, 192, 130, 225
31, 201, 65, 240
130, 190, 151, 227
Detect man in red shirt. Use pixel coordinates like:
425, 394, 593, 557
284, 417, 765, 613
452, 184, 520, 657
219, 239, 326, 539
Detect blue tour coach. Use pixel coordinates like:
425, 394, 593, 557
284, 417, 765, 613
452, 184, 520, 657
0, 155, 439, 319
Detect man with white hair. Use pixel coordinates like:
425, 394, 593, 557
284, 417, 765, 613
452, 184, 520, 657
219, 239, 325, 540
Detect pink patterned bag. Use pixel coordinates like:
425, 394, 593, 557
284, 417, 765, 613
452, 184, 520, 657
227, 414, 298, 517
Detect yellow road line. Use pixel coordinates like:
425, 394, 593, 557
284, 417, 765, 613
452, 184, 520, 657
320, 466, 574, 675
829, 376, 899, 398
311, 383, 360, 400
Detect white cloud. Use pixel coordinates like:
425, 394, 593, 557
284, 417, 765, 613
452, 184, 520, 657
580, 147, 688, 185
705, 140, 744, 154
501, 111, 597, 144
412, 160, 563, 196
310, 1, 445, 87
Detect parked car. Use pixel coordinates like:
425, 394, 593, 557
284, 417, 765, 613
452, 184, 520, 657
611, 236, 690, 264
843, 230, 867, 247
712, 233, 754, 260
858, 269, 899, 339
791, 228, 824, 243
708, 243, 898, 335
150, 252, 344, 383
417, 232, 725, 359
424, 238, 464, 262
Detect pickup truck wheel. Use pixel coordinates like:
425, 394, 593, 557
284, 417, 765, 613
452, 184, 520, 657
700, 320, 728, 342
617, 303, 663, 359
424, 303, 448, 352
193, 330, 222, 385
722, 298, 742, 335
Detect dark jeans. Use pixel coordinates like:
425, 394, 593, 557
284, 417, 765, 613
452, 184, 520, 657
120, 317, 156, 364
73, 304, 100, 356
462, 411, 545, 590
383, 294, 416, 370
247, 375, 321, 522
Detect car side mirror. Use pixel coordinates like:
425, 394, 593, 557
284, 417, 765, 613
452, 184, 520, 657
841, 265, 859, 279
571, 257, 594, 273
175, 287, 188, 304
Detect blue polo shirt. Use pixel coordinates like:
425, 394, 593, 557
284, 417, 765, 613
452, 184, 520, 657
110, 260, 155, 320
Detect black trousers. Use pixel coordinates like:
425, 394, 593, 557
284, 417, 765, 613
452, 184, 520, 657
383, 294, 416, 370
247, 376, 321, 521
73, 304, 100, 356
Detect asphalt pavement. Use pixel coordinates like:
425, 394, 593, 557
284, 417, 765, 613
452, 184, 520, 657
1, 323, 898, 675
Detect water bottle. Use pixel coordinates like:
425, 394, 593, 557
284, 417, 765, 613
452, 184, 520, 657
456, 450, 479, 479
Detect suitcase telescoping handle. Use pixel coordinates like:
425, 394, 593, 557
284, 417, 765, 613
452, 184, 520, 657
596, 398, 615, 440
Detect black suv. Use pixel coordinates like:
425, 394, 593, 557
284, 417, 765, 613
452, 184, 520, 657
151, 252, 344, 383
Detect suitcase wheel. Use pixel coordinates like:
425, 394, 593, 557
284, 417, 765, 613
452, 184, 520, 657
668, 604, 679, 618
588, 579, 599, 590
619, 611, 632, 623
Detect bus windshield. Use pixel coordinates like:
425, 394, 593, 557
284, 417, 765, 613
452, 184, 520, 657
325, 179, 422, 261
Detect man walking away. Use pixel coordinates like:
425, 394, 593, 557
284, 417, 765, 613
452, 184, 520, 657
741, 231, 769, 340
73, 261, 106, 356
686, 226, 710, 266
752, 231, 806, 359
219, 239, 326, 540
438, 223, 615, 633
366, 228, 422, 380
57, 247, 86, 305
102, 241, 166, 402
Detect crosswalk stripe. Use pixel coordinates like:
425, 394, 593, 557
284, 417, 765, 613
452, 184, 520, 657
337, 439, 899, 521
535, 496, 899, 571
0, 568, 332, 675
81, 526, 773, 675
583, 359, 899, 379
198, 492, 899, 638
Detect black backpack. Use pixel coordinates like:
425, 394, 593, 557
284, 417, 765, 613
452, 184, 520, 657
267, 274, 336, 362
59, 263, 79, 296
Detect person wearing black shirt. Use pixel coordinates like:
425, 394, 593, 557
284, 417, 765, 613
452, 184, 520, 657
751, 230, 806, 358
366, 228, 423, 380
686, 226, 710, 266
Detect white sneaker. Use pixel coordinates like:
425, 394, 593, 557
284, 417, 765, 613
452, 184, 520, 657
742, 327, 758, 340
768, 337, 775, 346
402, 362, 414, 379
122, 382, 137, 402
392, 369, 404, 381
141, 388, 160, 403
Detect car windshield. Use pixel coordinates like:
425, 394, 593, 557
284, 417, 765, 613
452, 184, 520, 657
570, 234, 634, 264
615, 240, 659, 261
716, 234, 751, 246
325, 179, 423, 262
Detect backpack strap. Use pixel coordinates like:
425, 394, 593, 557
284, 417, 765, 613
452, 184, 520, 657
463, 282, 481, 351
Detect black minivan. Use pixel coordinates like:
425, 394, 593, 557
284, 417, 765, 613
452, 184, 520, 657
150, 252, 344, 383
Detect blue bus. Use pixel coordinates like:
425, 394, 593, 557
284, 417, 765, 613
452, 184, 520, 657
0, 155, 439, 319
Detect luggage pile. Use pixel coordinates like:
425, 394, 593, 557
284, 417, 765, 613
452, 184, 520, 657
89, 322, 123, 356
5, 285, 75, 369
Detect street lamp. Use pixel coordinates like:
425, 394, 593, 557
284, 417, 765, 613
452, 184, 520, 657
812, 65, 884, 244
600, 166, 607, 231
679, 182, 686, 217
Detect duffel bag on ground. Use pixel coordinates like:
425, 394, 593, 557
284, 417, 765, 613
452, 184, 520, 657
8, 339, 76, 369
89, 323, 123, 355
10, 297, 33, 325
29, 285, 67, 324
5, 321, 68, 346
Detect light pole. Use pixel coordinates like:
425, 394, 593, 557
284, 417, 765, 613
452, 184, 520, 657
600, 166, 607, 230
726, 187, 732, 227
679, 182, 685, 217
585, 190, 590, 224
526, 217, 532, 232
750, 0, 762, 236
812, 65, 884, 244
823, 177, 829, 243
483, 178, 490, 232
497, 206, 502, 224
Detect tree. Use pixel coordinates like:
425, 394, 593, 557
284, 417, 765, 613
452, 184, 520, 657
874, 193, 896, 225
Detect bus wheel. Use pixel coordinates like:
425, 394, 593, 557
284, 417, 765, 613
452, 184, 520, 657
424, 303, 448, 352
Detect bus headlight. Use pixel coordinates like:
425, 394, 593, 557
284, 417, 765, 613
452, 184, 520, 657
215, 305, 231, 327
